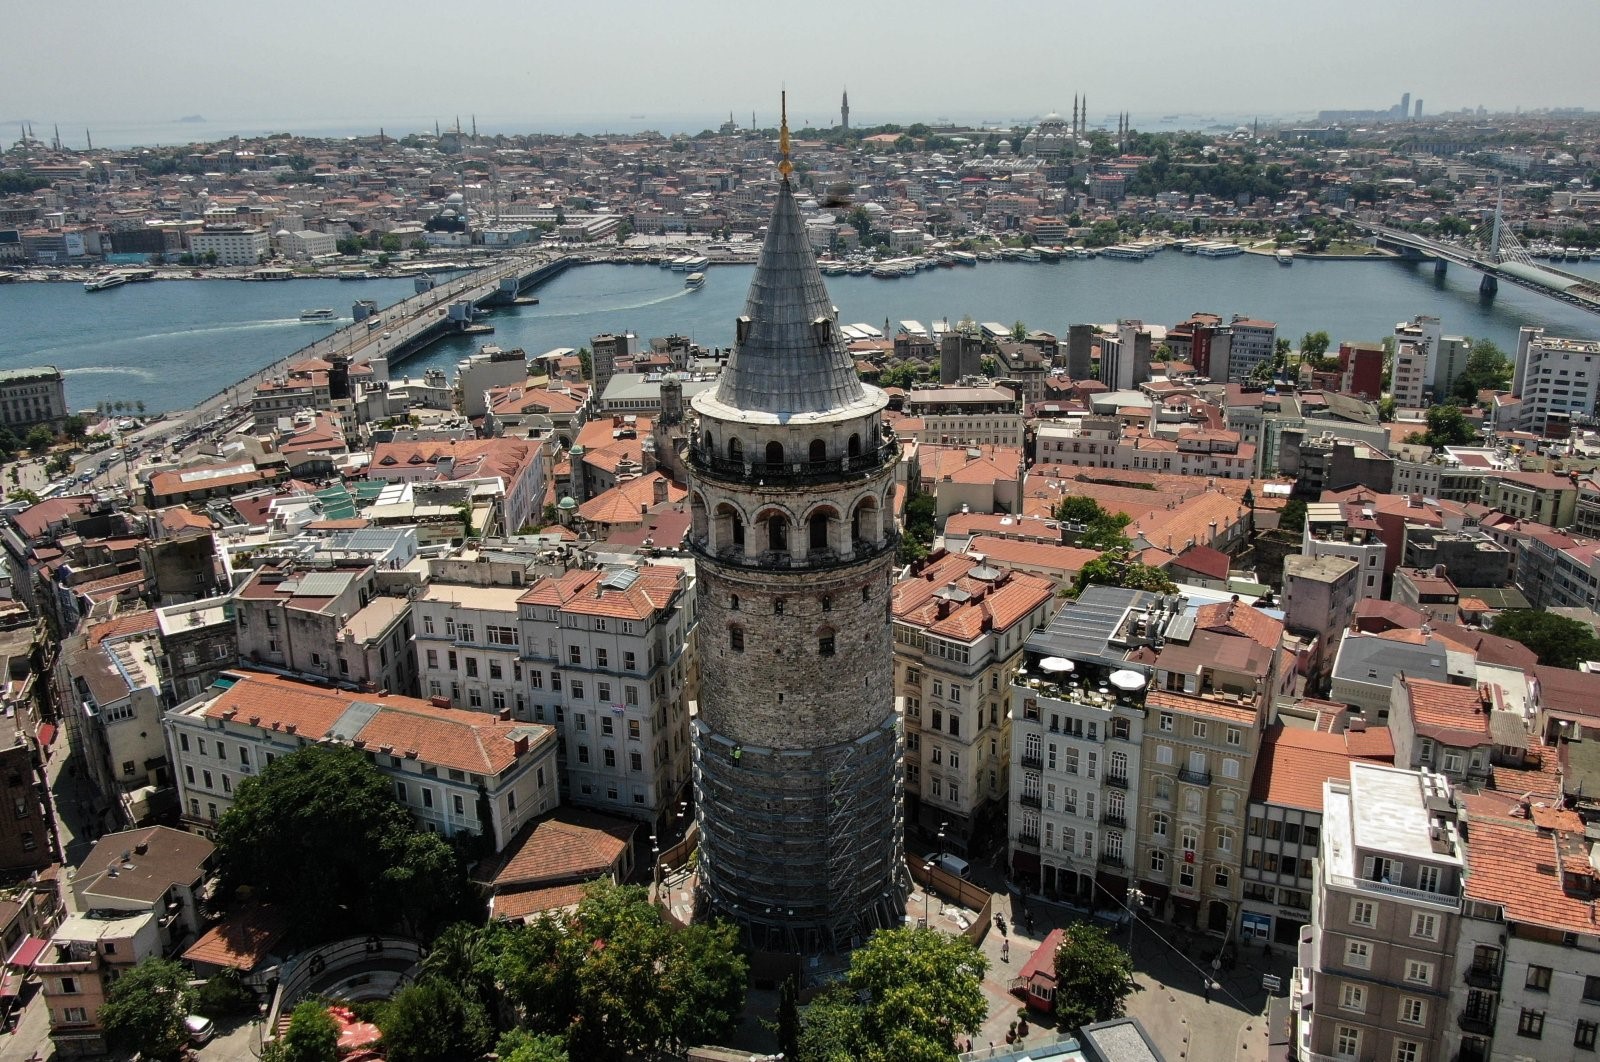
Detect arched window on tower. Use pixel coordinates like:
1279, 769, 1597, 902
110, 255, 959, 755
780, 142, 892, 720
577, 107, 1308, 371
809, 439, 827, 465
729, 626, 744, 653
702, 430, 713, 454
728, 437, 743, 462
818, 626, 837, 657
729, 594, 740, 611
767, 515, 788, 553
809, 512, 831, 551
766, 440, 785, 467
848, 432, 862, 458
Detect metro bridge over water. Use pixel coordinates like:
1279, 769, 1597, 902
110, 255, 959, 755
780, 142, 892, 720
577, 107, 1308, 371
1349, 209, 1600, 317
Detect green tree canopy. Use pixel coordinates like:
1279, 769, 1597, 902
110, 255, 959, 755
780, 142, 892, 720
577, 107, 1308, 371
796, 927, 988, 1061
1404, 404, 1477, 449
1449, 338, 1514, 403
1490, 610, 1600, 670
496, 1029, 570, 1062
1052, 496, 1133, 551
378, 978, 493, 1062
1300, 330, 1331, 359
264, 1001, 340, 1062
899, 492, 938, 564
482, 881, 747, 1058
212, 743, 472, 943
1052, 924, 1135, 1030
24, 425, 54, 454
1072, 550, 1179, 597
100, 957, 194, 1060
1278, 497, 1308, 537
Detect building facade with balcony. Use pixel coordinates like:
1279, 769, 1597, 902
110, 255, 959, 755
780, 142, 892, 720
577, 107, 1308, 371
1007, 586, 1156, 912
413, 583, 528, 715
1446, 808, 1600, 1062
514, 563, 697, 829
1294, 764, 1464, 1062
894, 550, 1055, 846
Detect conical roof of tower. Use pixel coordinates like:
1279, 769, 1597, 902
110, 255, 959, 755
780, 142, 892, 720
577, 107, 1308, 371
712, 179, 869, 418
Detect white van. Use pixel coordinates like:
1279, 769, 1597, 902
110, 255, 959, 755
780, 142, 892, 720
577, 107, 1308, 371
929, 852, 972, 880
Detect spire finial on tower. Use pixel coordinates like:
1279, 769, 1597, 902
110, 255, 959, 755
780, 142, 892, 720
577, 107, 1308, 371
778, 90, 793, 180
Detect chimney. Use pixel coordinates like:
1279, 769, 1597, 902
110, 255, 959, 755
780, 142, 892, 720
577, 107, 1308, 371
499, 708, 512, 721
134, 842, 149, 856
653, 476, 669, 505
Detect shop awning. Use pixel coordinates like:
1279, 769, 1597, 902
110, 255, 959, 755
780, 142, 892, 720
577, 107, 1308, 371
36, 723, 56, 748
6, 935, 47, 970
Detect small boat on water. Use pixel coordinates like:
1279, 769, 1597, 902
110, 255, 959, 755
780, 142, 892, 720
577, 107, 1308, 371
84, 273, 127, 292
1276, 250, 1294, 266
684, 272, 705, 290
299, 308, 338, 322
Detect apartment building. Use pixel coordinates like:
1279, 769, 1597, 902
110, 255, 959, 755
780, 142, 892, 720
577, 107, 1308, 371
1303, 500, 1388, 600
413, 583, 529, 715
1387, 677, 1494, 788
1392, 568, 1461, 626
895, 550, 1055, 845
188, 225, 269, 266
36, 828, 214, 1058
0, 366, 68, 430
1033, 419, 1256, 480
1008, 586, 1155, 909
1138, 622, 1272, 936
1295, 764, 1464, 1062
1242, 725, 1393, 947
1447, 804, 1600, 1062
62, 630, 170, 819
154, 596, 238, 703
901, 385, 1025, 448
1281, 555, 1360, 689
232, 562, 413, 694
166, 671, 557, 849
1226, 316, 1278, 382
1510, 327, 1600, 437
515, 564, 697, 828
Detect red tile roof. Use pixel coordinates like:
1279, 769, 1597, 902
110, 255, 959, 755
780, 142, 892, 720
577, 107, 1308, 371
1249, 724, 1394, 810
182, 904, 291, 972
479, 809, 637, 891
1400, 676, 1492, 744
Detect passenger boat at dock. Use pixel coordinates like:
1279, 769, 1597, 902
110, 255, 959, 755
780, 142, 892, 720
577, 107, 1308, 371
84, 273, 127, 292
684, 272, 705, 290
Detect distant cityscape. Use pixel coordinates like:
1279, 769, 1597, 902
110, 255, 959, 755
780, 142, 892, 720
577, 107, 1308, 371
0, 91, 1599, 1062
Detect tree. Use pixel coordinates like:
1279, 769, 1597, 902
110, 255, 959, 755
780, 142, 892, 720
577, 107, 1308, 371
378, 978, 493, 1062
1450, 338, 1513, 403
1052, 924, 1134, 1030
61, 415, 88, 442
484, 881, 747, 1058
264, 1001, 340, 1062
410, 237, 429, 252
496, 1029, 570, 1062
212, 744, 472, 943
100, 957, 194, 1060
577, 346, 592, 380
24, 425, 54, 454
1408, 404, 1477, 449
380, 233, 404, 254
195, 967, 257, 1018
1490, 610, 1600, 670
796, 985, 868, 1062
1072, 550, 1179, 597
837, 927, 989, 1061
900, 492, 937, 565
1300, 331, 1331, 359
1278, 497, 1308, 536
45, 453, 71, 478
1011, 320, 1029, 342
203, 250, 220, 266
336, 234, 365, 256
1052, 496, 1132, 551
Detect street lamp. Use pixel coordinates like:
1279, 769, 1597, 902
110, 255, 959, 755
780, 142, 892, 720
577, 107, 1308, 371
922, 859, 933, 927
650, 833, 661, 899
1126, 886, 1145, 955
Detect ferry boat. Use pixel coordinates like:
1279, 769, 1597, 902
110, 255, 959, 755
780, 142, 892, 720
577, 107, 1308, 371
1016, 248, 1043, 263
1100, 245, 1150, 261
951, 251, 978, 266
84, 273, 128, 292
1195, 242, 1244, 258
684, 272, 705, 290
299, 308, 338, 321
1275, 250, 1294, 266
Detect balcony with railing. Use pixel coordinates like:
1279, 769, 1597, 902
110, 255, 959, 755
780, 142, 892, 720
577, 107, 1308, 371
1456, 1009, 1496, 1036
1101, 809, 1126, 828
1327, 871, 1461, 912
1015, 831, 1040, 849
1464, 962, 1501, 989
1019, 752, 1043, 771
688, 442, 895, 486
1098, 851, 1125, 868
1019, 792, 1042, 809
1178, 766, 1212, 786
1105, 772, 1129, 789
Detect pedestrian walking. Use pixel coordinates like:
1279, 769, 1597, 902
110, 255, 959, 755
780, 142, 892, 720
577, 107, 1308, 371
1001, 939, 1009, 962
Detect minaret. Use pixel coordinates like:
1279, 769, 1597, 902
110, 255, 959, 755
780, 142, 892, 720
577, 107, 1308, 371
689, 92, 907, 954
841, 88, 850, 131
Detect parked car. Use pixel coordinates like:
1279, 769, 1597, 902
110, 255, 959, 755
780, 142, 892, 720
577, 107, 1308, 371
184, 1014, 215, 1045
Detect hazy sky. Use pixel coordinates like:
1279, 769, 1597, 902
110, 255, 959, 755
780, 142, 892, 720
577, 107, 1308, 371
7, 0, 1599, 137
